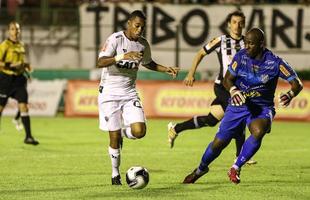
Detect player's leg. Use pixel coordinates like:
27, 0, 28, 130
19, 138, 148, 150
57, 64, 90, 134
229, 107, 274, 184
168, 103, 224, 148
12, 110, 23, 131
122, 99, 146, 139
109, 129, 122, 185
234, 127, 257, 165
18, 102, 38, 145
98, 100, 124, 185
183, 107, 245, 184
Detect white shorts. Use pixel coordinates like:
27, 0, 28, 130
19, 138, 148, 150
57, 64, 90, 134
98, 97, 146, 131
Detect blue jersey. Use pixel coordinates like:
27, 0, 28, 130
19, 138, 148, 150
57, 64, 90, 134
228, 49, 297, 107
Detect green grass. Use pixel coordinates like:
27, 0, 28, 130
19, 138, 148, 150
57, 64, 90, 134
0, 116, 309, 200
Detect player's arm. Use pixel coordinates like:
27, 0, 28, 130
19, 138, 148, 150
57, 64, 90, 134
97, 52, 143, 68
143, 61, 179, 79
224, 70, 246, 106
278, 61, 303, 107
279, 77, 303, 108
184, 48, 207, 86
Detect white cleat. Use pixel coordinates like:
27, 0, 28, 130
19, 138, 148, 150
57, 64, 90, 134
12, 119, 23, 131
168, 122, 178, 148
234, 157, 257, 165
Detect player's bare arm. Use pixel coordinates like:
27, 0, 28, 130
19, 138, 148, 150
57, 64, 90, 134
279, 78, 303, 107
184, 48, 206, 87
143, 61, 179, 79
97, 51, 143, 68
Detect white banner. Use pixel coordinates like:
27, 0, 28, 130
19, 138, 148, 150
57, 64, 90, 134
3, 79, 67, 116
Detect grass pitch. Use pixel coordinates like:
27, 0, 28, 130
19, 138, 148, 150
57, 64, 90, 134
0, 116, 309, 200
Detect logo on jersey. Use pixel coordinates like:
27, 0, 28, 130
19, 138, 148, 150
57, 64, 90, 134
280, 65, 291, 77
243, 90, 261, 98
123, 49, 127, 53
133, 100, 142, 108
231, 61, 238, 71
260, 74, 269, 83
117, 60, 139, 69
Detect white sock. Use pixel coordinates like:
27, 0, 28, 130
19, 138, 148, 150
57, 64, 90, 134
108, 146, 121, 177
121, 127, 136, 139
232, 164, 240, 171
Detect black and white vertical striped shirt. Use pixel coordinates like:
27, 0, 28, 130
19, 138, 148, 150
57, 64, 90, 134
203, 34, 244, 85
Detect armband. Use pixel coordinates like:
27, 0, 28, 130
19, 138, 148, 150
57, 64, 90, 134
114, 54, 124, 62
287, 90, 295, 98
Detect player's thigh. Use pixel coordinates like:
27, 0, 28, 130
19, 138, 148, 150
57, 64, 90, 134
216, 106, 248, 141
122, 99, 146, 127
210, 104, 225, 120
12, 86, 28, 104
98, 101, 122, 131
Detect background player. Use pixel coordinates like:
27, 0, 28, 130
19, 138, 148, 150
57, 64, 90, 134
97, 10, 179, 185
167, 10, 256, 164
182, 28, 303, 184
0, 21, 39, 145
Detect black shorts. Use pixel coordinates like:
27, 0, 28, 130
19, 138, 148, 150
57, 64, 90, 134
211, 83, 230, 111
0, 72, 28, 106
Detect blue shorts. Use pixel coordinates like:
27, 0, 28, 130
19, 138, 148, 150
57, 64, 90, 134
216, 105, 275, 141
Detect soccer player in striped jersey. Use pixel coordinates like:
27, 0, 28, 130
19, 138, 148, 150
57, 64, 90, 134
167, 10, 256, 164
97, 10, 179, 185
183, 28, 303, 184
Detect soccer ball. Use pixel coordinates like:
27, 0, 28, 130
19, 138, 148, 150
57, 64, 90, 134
126, 166, 149, 189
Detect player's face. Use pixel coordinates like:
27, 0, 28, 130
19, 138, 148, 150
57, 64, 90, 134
8, 22, 21, 42
127, 16, 145, 40
245, 32, 263, 58
228, 15, 245, 37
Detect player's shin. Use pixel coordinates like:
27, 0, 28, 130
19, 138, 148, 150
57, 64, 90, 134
234, 135, 261, 168
108, 146, 121, 178
199, 142, 222, 171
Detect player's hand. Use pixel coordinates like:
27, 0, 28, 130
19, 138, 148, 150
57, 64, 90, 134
183, 73, 195, 86
230, 86, 246, 106
278, 90, 294, 108
165, 67, 179, 79
124, 51, 143, 61
10, 62, 24, 72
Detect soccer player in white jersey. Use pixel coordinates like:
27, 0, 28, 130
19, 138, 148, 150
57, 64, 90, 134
97, 10, 179, 185
167, 10, 256, 165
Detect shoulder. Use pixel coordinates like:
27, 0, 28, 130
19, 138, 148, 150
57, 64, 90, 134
108, 31, 124, 41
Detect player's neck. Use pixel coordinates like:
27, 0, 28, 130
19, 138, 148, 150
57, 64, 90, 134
229, 32, 242, 40
124, 30, 137, 41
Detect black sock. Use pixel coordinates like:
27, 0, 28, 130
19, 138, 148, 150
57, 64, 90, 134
174, 114, 219, 134
174, 118, 197, 134
21, 114, 32, 138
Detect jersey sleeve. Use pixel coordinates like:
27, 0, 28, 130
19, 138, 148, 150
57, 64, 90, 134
0, 41, 8, 61
278, 59, 297, 82
228, 53, 241, 77
203, 36, 221, 54
141, 39, 153, 65
98, 34, 116, 59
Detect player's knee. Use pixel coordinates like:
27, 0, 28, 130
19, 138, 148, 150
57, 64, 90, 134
197, 114, 219, 127
250, 127, 266, 139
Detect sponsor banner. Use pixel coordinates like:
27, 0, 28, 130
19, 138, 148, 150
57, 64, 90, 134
64, 80, 310, 121
3, 79, 66, 116
65, 80, 99, 117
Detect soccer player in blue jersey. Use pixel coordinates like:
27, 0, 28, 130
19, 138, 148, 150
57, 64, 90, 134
182, 28, 303, 184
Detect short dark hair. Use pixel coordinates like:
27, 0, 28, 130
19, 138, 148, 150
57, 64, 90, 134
226, 10, 245, 24
129, 10, 146, 21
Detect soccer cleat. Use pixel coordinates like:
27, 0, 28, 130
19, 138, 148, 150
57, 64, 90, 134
183, 167, 209, 184
111, 175, 122, 185
12, 119, 23, 131
246, 159, 257, 165
24, 137, 39, 145
167, 122, 178, 148
234, 157, 257, 165
228, 167, 241, 184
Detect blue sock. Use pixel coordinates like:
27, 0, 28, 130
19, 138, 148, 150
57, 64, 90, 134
198, 142, 222, 171
235, 135, 262, 168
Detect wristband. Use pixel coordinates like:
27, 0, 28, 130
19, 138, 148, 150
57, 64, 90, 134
114, 54, 124, 62
287, 90, 295, 98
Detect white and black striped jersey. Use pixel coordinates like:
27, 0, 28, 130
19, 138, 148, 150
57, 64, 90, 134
203, 34, 244, 85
